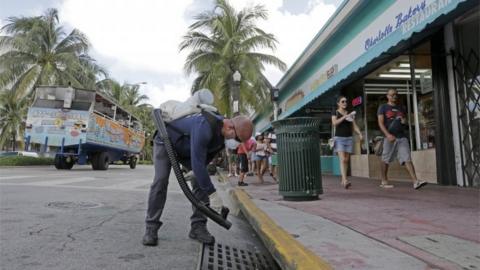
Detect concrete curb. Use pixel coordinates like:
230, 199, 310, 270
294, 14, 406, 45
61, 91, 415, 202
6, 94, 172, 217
231, 188, 332, 270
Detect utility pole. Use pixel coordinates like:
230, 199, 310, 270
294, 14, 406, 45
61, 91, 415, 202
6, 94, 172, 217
232, 71, 241, 116
271, 88, 279, 121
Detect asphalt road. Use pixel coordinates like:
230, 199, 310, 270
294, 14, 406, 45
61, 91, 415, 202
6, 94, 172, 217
0, 165, 269, 270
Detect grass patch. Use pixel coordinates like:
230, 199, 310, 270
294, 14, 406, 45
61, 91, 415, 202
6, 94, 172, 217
138, 160, 153, 165
0, 156, 54, 166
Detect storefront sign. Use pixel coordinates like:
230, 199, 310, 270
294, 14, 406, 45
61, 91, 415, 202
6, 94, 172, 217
284, 90, 305, 112
365, 0, 427, 50
401, 0, 453, 33
352, 96, 363, 107
364, 0, 456, 51
258, 0, 464, 129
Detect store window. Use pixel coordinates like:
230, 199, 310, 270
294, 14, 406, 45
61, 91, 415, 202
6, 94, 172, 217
361, 40, 435, 153
412, 42, 435, 150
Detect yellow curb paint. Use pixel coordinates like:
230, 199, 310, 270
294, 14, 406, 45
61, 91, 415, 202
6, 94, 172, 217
232, 188, 332, 270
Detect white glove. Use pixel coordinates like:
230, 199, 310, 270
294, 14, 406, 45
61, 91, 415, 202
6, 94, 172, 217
208, 191, 224, 213
184, 171, 195, 182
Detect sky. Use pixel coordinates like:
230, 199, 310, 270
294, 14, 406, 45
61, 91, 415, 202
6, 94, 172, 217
0, 0, 342, 107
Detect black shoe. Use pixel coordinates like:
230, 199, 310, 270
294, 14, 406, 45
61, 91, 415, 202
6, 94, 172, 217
142, 223, 161, 246
189, 224, 215, 245
238, 181, 249, 186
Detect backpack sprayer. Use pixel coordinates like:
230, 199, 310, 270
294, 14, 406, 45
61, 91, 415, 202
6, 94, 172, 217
152, 89, 231, 230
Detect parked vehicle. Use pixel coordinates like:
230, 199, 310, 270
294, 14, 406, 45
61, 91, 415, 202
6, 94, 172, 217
24, 86, 145, 170
0, 151, 39, 158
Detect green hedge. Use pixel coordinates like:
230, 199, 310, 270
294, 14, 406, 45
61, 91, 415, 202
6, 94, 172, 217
0, 156, 54, 166
138, 160, 153, 165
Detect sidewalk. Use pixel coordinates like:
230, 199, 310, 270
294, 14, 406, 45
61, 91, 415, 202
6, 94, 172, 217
225, 173, 480, 270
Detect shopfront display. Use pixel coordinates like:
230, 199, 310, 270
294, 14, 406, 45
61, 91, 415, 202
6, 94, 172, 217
254, 0, 479, 186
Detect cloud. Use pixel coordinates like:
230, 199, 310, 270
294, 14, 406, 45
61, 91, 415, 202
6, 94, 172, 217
141, 78, 192, 107
59, 0, 196, 107
57, 0, 337, 106
60, 0, 193, 75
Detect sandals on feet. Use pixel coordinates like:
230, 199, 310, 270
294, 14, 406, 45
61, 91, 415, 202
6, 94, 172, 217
379, 183, 394, 188
341, 182, 352, 189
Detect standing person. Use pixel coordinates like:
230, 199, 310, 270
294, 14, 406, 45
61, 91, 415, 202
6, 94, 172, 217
142, 114, 253, 246
247, 136, 256, 176
377, 88, 427, 189
254, 134, 268, 183
266, 133, 278, 182
331, 96, 363, 189
225, 140, 239, 177
237, 136, 255, 186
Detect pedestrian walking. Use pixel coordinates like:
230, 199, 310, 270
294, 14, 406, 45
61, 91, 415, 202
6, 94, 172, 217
253, 134, 268, 183
331, 95, 363, 189
377, 88, 427, 190
225, 140, 239, 177
237, 136, 255, 186
265, 133, 278, 182
142, 114, 253, 246
247, 136, 256, 176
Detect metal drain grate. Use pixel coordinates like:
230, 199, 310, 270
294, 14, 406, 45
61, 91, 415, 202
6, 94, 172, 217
199, 243, 279, 270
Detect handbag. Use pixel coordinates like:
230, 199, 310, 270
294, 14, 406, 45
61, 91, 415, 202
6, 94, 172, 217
328, 138, 334, 149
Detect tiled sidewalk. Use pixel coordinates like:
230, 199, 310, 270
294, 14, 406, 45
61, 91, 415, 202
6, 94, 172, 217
228, 173, 480, 269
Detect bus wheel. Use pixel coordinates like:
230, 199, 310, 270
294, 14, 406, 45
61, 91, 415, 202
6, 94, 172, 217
129, 157, 137, 169
64, 156, 74, 170
54, 155, 65, 170
91, 153, 99, 170
95, 152, 109, 170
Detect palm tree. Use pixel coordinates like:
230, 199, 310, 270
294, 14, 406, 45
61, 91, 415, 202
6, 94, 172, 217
134, 103, 154, 161
96, 78, 124, 104
180, 0, 286, 116
96, 79, 149, 109
0, 8, 106, 99
122, 84, 149, 108
0, 89, 29, 150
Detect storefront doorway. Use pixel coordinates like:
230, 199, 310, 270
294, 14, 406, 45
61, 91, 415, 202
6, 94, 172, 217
347, 40, 438, 182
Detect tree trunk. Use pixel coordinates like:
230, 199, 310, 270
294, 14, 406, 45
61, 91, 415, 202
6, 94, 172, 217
12, 133, 16, 152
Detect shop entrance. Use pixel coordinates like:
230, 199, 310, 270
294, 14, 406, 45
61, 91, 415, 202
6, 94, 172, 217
350, 41, 438, 182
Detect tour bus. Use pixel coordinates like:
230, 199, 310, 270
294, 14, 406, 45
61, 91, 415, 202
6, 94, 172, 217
24, 86, 145, 170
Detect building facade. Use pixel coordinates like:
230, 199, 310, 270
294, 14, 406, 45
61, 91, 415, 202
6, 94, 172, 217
254, 0, 479, 187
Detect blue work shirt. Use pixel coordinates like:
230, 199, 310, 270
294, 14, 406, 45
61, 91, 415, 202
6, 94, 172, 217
164, 113, 224, 195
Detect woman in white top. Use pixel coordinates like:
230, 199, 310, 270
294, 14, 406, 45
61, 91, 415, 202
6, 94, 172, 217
254, 134, 267, 183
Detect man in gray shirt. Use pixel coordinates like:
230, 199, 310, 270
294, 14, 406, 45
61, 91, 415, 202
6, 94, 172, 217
377, 88, 427, 190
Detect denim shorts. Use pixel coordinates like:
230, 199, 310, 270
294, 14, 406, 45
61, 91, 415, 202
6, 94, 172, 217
333, 136, 353, 153
254, 154, 267, 161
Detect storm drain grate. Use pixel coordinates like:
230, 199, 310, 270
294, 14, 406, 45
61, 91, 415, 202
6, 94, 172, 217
46, 201, 102, 209
199, 243, 279, 270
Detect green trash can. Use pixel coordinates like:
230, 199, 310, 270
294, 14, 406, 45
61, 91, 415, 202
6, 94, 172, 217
272, 117, 322, 201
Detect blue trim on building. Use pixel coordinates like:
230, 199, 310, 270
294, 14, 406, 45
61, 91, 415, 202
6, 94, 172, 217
256, 0, 467, 132
279, 0, 466, 120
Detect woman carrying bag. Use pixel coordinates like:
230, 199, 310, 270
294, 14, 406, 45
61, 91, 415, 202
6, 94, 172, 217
331, 96, 363, 189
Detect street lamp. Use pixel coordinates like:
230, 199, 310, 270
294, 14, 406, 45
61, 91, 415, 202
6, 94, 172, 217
232, 70, 241, 115
270, 87, 279, 120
